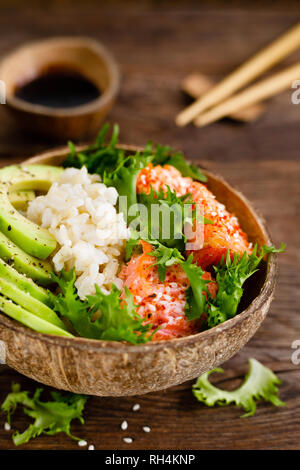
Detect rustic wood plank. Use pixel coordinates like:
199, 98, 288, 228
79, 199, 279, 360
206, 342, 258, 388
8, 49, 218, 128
0, 367, 299, 450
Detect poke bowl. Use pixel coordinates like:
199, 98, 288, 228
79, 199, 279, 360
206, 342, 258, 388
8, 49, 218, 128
0, 128, 278, 396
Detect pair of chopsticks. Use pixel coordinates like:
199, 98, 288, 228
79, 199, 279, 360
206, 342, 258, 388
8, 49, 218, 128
176, 23, 300, 127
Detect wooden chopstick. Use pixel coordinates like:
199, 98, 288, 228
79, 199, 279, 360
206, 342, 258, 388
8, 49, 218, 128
175, 22, 300, 127
194, 62, 300, 126
182, 72, 266, 122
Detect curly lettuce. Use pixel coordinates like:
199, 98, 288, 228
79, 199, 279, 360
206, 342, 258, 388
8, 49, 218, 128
206, 243, 285, 327
1, 383, 88, 446
193, 358, 285, 417
145, 241, 285, 327
49, 269, 154, 344
63, 124, 206, 224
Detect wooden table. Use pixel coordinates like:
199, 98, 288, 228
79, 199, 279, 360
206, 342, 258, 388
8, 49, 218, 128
0, 2, 299, 450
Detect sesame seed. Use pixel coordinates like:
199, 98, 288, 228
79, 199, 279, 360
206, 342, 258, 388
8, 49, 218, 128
121, 420, 128, 430
78, 440, 87, 447
132, 403, 140, 411
123, 437, 133, 444
88, 445, 95, 450
143, 426, 151, 433
4, 422, 11, 431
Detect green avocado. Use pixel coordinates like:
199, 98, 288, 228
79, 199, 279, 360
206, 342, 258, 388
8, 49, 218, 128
0, 231, 53, 286
0, 295, 73, 337
0, 257, 49, 304
0, 164, 63, 259
0, 277, 67, 330
9, 189, 35, 210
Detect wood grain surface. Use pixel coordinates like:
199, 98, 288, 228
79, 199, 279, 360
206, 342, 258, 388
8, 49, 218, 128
0, 1, 299, 450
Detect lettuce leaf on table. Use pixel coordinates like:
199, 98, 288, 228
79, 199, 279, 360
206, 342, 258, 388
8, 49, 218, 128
193, 358, 285, 417
1, 383, 88, 446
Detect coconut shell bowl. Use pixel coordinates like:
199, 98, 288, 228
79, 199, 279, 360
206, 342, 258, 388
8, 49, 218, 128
0, 146, 277, 396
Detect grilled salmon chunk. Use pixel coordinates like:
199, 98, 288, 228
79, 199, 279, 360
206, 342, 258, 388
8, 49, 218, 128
137, 163, 252, 269
119, 241, 217, 341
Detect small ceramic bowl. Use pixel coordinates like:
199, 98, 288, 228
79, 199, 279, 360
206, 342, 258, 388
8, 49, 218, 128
0, 37, 119, 140
0, 145, 277, 397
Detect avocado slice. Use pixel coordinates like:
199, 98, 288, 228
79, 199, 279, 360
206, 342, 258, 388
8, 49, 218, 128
0, 231, 52, 286
9, 190, 35, 210
0, 164, 63, 259
0, 295, 73, 337
0, 257, 49, 304
0, 277, 67, 330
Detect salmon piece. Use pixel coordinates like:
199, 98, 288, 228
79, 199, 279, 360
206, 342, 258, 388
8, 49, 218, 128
119, 241, 217, 341
137, 163, 192, 196
186, 182, 252, 268
137, 164, 252, 269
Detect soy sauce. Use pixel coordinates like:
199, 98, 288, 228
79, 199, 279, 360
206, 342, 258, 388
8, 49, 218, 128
15, 68, 101, 108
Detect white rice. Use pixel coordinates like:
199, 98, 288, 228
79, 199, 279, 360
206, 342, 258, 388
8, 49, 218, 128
78, 440, 87, 447
27, 166, 130, 299
121, 420, 128, 430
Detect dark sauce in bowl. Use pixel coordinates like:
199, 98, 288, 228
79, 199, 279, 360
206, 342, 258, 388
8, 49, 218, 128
15, 68, 101, 109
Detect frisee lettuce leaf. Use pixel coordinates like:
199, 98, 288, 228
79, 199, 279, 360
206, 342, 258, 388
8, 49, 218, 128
193, 358, 285, 417
1, 383, 88, 446
65, 124, 151, 224
206, 243, 285, 327
63, 124, 206, 225
145, 240, 210, 318
145, 241, 285, 326
49, 269, 154, 344
132, 186, 211, 253
150, 143, 207, 182
125, 229, 141, 261
180, 255, 211, 321
85, 284, 156, 343
145, 239, 184, 282
138, 186, 196, 250
103, 153, 152, 224
64, 123, 125, 175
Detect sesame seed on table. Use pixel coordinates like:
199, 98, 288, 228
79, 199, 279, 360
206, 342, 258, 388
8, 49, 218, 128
0, 0, 299, 450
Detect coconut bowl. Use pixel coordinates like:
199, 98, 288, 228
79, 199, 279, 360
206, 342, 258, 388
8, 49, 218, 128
0, 146, 277, 396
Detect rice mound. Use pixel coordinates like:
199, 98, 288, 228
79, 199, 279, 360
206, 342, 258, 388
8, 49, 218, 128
27, 166, 130, 299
